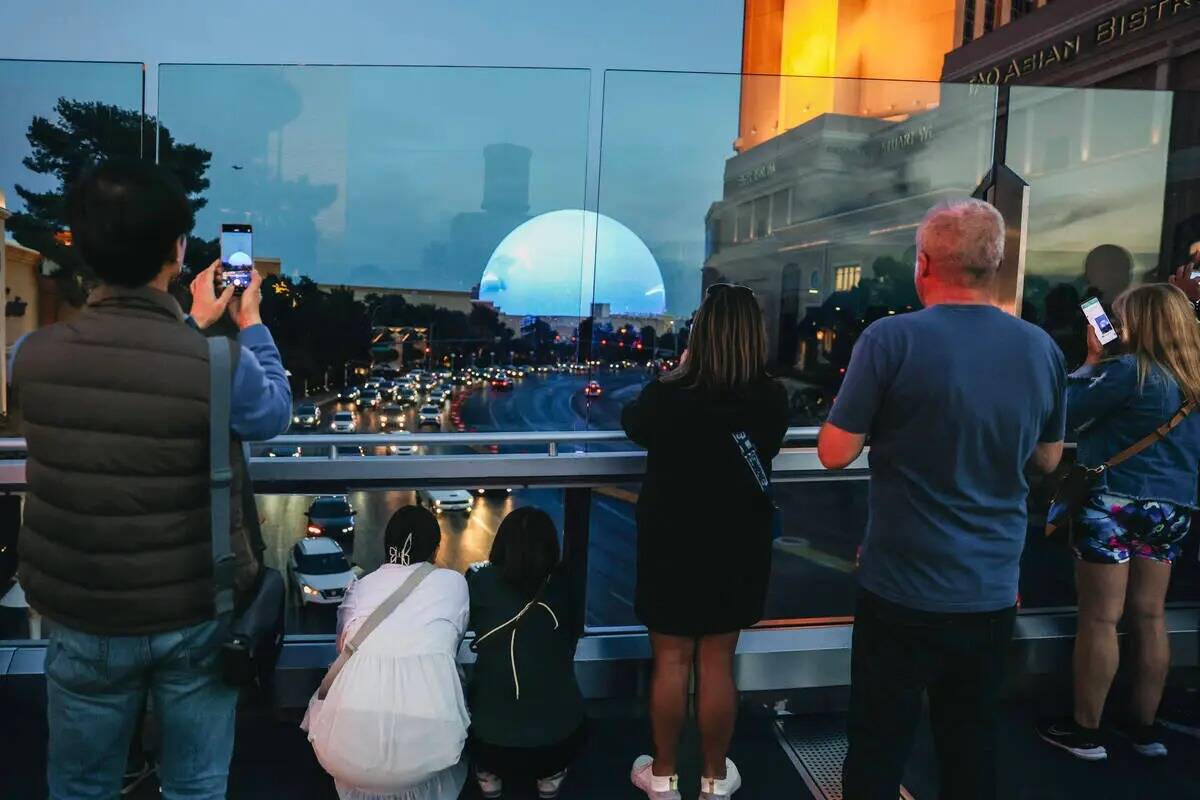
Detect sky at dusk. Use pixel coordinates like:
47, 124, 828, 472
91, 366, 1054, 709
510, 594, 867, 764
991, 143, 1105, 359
0, 1, 746, 318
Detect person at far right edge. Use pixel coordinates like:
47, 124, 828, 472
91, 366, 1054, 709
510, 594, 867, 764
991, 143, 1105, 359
819, 199, 1067, 800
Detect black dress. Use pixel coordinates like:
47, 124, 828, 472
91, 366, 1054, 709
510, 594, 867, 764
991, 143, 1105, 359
621, 377, 789, 635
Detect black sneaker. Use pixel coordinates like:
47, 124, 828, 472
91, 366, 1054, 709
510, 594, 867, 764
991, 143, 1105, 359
1119, 722, 1169, 757
1036, 718, 1108, 761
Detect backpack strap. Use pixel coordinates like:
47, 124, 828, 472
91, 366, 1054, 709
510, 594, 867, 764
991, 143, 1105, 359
208, 336, 237, 618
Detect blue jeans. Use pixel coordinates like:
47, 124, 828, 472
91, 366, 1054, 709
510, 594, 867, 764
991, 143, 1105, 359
45, 617, 237, 800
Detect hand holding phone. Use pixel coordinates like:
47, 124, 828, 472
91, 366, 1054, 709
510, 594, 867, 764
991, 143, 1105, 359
1081, 297, 1119, 353
219, 223, 254, 294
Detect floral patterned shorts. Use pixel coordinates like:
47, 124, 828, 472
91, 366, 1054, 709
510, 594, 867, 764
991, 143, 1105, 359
1073, 493, 1192, 565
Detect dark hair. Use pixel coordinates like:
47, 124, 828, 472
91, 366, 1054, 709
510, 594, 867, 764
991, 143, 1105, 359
66, 158, 194, 287
663, 283, 767, 392
488, 507, 560, 599
384, 505, 441, 565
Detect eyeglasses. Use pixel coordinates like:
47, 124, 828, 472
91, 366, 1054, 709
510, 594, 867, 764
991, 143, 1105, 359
706, 283, 755, 299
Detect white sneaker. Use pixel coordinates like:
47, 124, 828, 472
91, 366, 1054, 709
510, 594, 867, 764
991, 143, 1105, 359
537, 768, 568, 798
475, 769, 502, 799
698, 758, 742, 798
631, 755, 682, 800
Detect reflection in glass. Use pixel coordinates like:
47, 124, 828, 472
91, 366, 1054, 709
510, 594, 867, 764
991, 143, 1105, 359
1009, 86, 1174, 371
596, 73, 997, 426
157, 65, 595, 424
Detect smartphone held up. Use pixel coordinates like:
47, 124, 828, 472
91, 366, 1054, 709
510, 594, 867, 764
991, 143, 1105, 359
1081, 297, 1119, 346
218, 223, 254, 294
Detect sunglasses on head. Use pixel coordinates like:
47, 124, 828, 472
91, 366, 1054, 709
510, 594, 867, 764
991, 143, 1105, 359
706, 283, 755, 299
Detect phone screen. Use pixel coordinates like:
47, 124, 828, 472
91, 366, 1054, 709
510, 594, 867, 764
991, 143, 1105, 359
219, 224, 253, 292
1081, 297, 1119, 346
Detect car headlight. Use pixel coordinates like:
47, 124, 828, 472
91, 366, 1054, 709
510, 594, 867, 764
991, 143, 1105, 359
301, 584, 318, 596
293, 416, 301, 423
379, 416, 388, 423
434, 499, 443, 506
342, 526, 353, 533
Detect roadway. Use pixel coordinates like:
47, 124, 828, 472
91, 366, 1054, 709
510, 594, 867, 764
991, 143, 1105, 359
260, 369, 870, 634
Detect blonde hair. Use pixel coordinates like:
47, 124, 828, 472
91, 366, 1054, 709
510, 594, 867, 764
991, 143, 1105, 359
664, 285, 768, 392
1113, 283, 1200, 404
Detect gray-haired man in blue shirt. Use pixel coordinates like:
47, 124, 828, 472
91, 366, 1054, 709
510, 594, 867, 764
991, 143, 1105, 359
818, 198, 1067, 800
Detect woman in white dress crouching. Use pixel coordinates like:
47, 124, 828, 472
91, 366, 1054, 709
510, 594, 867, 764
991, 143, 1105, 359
303, 506, 470, 800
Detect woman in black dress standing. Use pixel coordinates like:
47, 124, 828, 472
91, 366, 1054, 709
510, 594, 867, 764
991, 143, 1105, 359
623, 284, 789, 800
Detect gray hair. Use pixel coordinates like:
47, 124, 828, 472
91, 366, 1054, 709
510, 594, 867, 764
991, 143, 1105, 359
915, 198, 1005, 287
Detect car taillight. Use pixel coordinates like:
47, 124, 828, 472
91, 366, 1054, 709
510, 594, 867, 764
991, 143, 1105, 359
306, 524, 321, 535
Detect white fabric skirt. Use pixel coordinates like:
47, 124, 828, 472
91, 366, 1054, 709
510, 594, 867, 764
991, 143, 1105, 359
303, 650, 469, 796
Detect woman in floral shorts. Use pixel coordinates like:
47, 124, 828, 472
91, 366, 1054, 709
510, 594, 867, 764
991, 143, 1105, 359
1074, 494, 1191, 566
1037, 285, 1200, 763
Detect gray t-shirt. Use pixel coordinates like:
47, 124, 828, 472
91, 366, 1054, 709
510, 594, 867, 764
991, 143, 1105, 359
830, 304, 1067, 613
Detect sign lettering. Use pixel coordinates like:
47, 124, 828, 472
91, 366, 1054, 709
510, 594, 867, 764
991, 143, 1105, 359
736, 160, 776, 188
969, 0, 1196, 86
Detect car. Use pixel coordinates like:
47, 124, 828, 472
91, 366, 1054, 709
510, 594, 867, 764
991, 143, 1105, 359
265, 446, 302, 458
396, 388, 420, 407
451, 373, 469, 386
331, 410, 357, 433
417, 489, 474, 515
289, 537, 355, 606
306, 495, 356, 539
378, 404, 407, 429
388, 430, 416, 456
584, 380, 603, 398
475, 487, 513, 496
417, 404, 442, 427
490, 376, 514, 391
437, 370, 453, 380
418, 378, 439, 393
337, 385, 360, 402
430, 388, 451, 404
534, 365, 551, 374
363, 379, 382, 390
356, 389, 382, 408
292, 402, 320, 429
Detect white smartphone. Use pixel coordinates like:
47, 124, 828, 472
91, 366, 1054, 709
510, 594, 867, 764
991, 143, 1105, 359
1081, 297, 1119, 346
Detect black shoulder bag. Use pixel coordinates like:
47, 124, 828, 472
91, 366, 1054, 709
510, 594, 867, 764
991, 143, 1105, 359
208, 337, 286, 688
1045, 401, 1194, 543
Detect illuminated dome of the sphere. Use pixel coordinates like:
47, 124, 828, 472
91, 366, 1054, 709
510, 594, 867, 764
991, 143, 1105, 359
228, 251, 253, 268
478, 210, 665, 317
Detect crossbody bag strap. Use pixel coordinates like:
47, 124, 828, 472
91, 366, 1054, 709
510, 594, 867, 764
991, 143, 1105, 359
1104, 400, 1195, 472
208, 336, 236, 618
469, 576, 552, 653
317, 562, 435, 700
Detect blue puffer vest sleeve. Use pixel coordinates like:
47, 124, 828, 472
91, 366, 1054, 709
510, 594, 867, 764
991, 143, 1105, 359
1069, 354, 1200, 508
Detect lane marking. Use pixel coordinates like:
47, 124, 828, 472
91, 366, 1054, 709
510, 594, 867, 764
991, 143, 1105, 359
595, 485, 639, 504
773, 537, 857, 574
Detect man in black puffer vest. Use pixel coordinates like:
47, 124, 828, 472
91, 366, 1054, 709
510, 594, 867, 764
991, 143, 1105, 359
11, 160, 291, 800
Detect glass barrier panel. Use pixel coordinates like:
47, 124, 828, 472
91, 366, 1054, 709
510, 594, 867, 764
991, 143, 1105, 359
1007, 85, 1174, 370
157, 65, 592, 435
1, 60, 145, 642
593, 72, 998, 429
260, 487, 566, 636
0, 59, 145, 360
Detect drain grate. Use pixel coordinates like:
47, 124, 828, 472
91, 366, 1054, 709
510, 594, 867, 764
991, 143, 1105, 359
773, 717, 914, 800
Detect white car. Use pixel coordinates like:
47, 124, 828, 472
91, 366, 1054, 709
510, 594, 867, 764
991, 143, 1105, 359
417, 489, 474, 515
289, 537, 355, 606
331, 411, 357, 433
388, 430, 416, 456
417, 405, 442, 427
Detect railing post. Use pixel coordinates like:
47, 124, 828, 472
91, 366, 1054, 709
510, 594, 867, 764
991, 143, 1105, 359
562, 486, 591, 642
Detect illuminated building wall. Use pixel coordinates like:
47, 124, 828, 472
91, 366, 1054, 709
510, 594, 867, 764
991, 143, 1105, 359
739, 0, 960, 151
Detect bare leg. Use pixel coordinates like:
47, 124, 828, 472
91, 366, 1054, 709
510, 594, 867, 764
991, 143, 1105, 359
649, 632, 696, 777
1126, 557, 1173, 726
695, 631, 740, 780
1073, 560, 1128, 729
